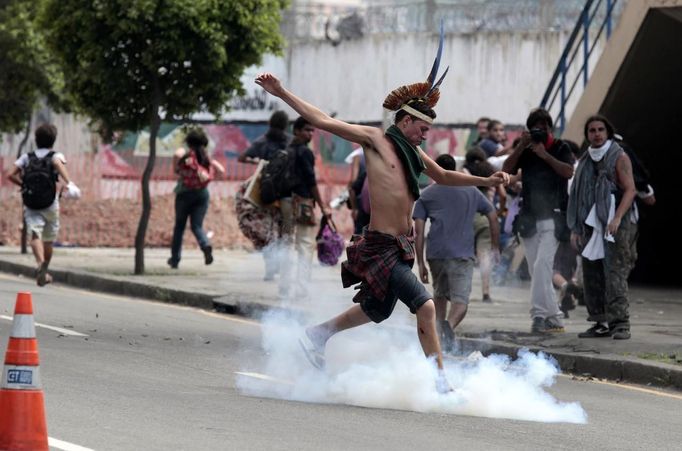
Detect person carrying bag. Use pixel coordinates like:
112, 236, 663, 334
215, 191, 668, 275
168, 128, 224, 269
317, 215, 345, 266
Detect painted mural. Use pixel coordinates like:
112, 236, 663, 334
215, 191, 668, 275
110, 121, 522, 183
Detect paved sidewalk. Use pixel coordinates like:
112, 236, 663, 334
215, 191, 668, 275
1, 246, 681, 390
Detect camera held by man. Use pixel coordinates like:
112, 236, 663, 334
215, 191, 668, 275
529, 127, 548, 144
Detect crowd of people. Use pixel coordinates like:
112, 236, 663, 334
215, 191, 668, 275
464, 111, 655, 341
8, 86, 654, 395
9, 110, 654, 340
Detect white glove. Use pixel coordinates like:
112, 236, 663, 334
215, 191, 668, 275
64, 181, 81, 199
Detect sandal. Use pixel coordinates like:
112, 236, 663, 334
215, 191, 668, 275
36, 264, 52, 286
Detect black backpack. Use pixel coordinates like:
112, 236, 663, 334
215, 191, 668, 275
260, 146, 299, 205
22, 151, 58, 210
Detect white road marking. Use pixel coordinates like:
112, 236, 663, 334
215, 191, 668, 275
234, 371, 294, 385
559, 373, 682, 400
0, 315, 88, 337
48, 437, 95, 451
198, 309, 260, 326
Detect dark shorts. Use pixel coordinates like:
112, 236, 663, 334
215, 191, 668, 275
357, 260, 432, 323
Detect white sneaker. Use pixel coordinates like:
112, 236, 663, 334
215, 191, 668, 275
435, 370, 454, 394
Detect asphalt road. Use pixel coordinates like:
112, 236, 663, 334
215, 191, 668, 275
1, 273, 681, 451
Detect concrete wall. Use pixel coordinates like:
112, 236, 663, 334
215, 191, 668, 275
221, 30, 606, 126
218, 0, 623, 126
285, 31, 578, 125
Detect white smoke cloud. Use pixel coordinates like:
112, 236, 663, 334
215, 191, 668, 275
236, 309, 587, 424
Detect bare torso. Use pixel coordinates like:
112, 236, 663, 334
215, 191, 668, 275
251, 73, 502, 238
363, 135, 416, 236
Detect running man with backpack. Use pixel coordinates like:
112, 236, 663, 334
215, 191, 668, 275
8, 123, 81, 286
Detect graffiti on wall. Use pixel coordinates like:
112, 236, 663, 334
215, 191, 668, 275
109, 121, 522, 183
228, 90, 280, 112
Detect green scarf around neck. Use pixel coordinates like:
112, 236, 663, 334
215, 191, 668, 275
385, 125, 426, 200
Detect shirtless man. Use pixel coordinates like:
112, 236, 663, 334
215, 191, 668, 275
256, 73, 509, 391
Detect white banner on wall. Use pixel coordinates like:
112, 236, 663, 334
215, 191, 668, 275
192, 55, 294, 123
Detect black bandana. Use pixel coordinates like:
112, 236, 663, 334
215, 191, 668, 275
385, 125, 426, 200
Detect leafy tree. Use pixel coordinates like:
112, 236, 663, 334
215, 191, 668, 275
0, 0, 67, 139
40, 0, 288, 274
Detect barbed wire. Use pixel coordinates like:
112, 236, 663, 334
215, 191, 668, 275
282, 0, 625, 42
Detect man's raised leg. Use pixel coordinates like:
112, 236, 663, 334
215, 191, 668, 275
300, 304, 371, 369
307, 304, 371, 349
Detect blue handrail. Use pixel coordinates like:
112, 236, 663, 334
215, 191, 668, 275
540, 0, 619, 134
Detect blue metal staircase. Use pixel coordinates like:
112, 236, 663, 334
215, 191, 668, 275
540, 0, 621, 134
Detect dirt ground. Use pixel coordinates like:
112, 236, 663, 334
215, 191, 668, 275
0, 194, 354, 249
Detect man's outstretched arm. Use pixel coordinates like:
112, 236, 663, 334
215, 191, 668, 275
256, 73, 381, 149
420, 149, 509, 187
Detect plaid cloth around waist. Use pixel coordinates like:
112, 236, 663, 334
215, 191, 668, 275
341, 228, 416, 301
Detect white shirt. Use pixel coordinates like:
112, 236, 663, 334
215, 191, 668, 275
344, 147, 363, 164
582, 194, 616, 261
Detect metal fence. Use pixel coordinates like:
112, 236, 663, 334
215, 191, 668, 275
0, 148, 352, 248
282, 0, 623, 43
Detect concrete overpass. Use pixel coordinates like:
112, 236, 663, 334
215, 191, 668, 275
563, 0, 682, 285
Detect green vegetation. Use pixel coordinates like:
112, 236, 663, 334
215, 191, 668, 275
39, 0, 288, 274
636, 353, 682, 366
0, 0, 69, 137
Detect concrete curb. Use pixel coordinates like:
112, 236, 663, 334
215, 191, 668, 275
1, 259, 681, 390
0, 260, 304, 319
458, 337, 682, 390
0, 259, 217, 311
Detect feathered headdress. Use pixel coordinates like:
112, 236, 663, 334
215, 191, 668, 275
382, 20, 449, 124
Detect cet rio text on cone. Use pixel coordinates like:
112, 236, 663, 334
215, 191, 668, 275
0, 291, 49, 450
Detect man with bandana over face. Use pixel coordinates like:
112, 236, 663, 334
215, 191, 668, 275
503, 108, 574, 334
567, 114, 636, 340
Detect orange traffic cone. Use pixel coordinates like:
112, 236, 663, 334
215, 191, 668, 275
0, 292, 48, 451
